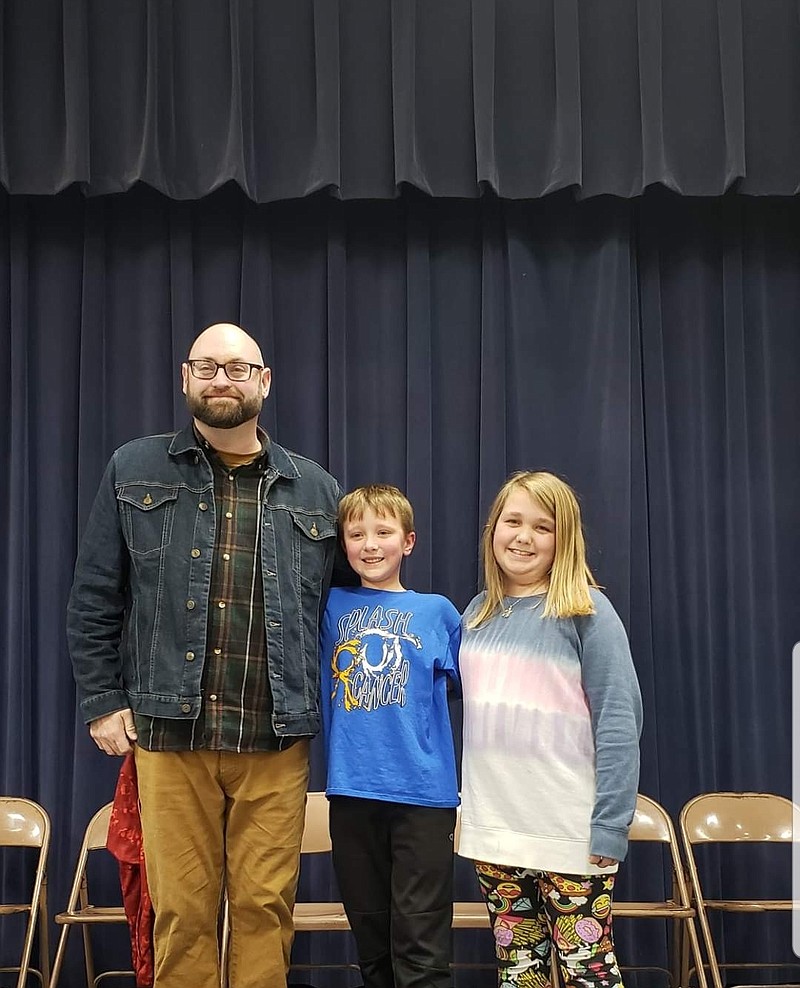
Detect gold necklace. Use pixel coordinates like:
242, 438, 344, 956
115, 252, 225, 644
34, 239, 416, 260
500, 594, 545, 619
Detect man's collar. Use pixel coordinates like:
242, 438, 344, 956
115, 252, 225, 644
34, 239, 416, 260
168, 422, 204, 456
168, 422, 300, 479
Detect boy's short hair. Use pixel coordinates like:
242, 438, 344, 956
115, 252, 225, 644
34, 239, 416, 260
338, 484, 415, 535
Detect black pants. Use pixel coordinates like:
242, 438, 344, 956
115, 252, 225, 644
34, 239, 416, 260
329, 796, 456, 988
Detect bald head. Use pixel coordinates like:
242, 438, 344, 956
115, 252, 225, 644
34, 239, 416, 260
189, 323, 264, 365
182, 323, 271, 434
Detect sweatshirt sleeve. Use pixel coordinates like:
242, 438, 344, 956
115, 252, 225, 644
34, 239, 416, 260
576, 592, 643, 861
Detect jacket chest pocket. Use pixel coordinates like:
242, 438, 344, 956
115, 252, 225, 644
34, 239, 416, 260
288, 510, 336, 586
117, 485, 180, 556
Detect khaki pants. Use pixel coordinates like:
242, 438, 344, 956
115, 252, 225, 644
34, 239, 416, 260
135, 743, 310, 988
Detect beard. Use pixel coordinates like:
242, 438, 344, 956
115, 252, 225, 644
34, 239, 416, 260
186, 389, 263, 429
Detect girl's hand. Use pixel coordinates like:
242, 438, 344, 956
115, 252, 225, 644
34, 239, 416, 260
589, 854, 618, 868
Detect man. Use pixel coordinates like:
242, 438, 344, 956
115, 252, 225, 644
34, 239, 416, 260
67, 323, 342, 988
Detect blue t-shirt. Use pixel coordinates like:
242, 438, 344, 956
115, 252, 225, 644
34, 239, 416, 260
320, 586, 461, 808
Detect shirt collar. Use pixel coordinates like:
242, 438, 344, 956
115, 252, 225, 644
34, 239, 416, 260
169, 422, 299, 479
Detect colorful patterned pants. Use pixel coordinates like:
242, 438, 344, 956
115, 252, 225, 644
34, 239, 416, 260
475, 861, 624, 988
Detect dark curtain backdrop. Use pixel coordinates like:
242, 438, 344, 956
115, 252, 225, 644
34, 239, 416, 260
2, 0, 800, 200
0, 185, 797, 983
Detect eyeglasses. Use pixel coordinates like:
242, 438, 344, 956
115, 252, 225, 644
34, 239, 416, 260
187, 359, 263, 382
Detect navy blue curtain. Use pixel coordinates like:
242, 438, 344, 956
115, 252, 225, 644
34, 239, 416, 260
1, 185, 797, 982
2, 0, 800, 199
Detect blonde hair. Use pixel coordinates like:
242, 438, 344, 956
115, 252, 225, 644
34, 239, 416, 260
469, 471, 597, 628
338, 484, 415, 536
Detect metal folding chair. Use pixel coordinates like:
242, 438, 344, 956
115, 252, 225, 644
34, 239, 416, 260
50, 803, 133, 988
680, 791, 800, 988
0, 797, 51, 988
614, 793, 710, 988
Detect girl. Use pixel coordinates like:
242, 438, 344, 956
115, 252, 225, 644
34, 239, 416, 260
458, 471, 643, 988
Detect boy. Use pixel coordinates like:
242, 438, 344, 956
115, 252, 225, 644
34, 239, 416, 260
320, 484, 461, 988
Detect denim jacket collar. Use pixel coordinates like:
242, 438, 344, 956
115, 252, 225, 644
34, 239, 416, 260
167, 421, 301, 480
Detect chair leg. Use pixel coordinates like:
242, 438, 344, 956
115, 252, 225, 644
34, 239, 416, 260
693, 902, 724, 988
686, 916, 715, 988
670, 915, 681, 987
679, 916, 691, 987
39, 890, 51, 988
81, 923, 96, 988
15, 907, 39, 988
49, 925, 71, 988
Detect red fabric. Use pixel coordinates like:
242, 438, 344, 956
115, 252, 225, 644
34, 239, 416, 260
107, 752, 155, 988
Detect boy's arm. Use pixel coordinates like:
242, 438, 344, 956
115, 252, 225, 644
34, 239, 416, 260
436, 598, 462, 696
446, 622, 462, 696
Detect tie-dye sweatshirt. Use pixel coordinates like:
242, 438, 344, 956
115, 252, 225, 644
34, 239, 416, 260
458, 588, 642, 874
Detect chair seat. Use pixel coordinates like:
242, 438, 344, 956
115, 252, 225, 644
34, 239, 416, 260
55, 905, 128, 925
0, 903, 34, 915
702, 898, 795, 912
452, 902, 490, 928
293, 901, 350, 931
615, 900, 695, 918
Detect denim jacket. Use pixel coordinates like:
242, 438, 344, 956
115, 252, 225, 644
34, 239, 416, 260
67, 423, 341, 738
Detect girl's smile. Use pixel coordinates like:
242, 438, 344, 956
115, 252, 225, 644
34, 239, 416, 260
492, 489, 556, 595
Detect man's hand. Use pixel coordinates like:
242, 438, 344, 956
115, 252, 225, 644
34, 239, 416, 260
589, 854, 618, 868
89, 709, 138, 756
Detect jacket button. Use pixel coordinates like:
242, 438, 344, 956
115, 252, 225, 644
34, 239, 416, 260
191, 548, 201, 558
269, 620, 280, 628
186, 599, 195, 610
180, 703, 191, 713
186, 651, 195, 661
199, 501, 208, 511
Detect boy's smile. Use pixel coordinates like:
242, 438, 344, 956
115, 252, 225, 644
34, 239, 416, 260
342, 508, 416, 592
